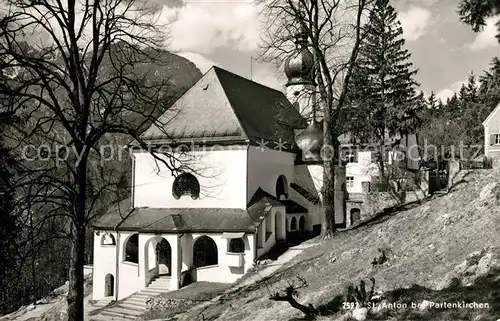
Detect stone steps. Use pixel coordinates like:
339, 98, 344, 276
99, 309, 136, 320
119, 302, 146, 311
93, 298, 114, 308
140, 288, 165, 295
105, 306, 143, 316
91, 315, 132, 321
125, 297, 148, 304
91, 277, 171, 321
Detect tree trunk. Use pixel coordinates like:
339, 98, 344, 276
67, 228, 86, 321
379, 142, 385, 185
67, 158, 87, 321
322, 115, 336, 239
322, 158, 336, 239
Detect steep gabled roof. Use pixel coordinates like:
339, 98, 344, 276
140, 66, 305, 146
483, 101, 500, 126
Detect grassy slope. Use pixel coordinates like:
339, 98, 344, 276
175, 168, 500, 321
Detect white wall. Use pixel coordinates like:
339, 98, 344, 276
92, 231, 118, 301
247, 147, 296, 202
346, 151, 378, 194
117, 231, 140, 300
485, 116, 500, 158
133, 148, 248, 209
190, 233, 255, 283
305, 164, 323, 202
256, 211, 279, 258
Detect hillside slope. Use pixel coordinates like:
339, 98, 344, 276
172, 168, 500, 321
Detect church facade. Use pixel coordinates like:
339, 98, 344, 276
91, 60, 332, 300
92, 29, 419, 301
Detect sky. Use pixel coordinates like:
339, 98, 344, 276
160, 0, 500, 102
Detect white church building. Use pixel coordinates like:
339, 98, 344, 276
92, 30, 418, 301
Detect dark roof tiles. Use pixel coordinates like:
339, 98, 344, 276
94, 187, 310, 233
140, 66, 305, 146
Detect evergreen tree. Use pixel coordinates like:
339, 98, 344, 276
446, 93, 460, 115
348, 0, 419, 177
479, 57, 500, 105
466, 72, 478, 103
459, 0, 500, 41
427, 91, 438, 109
458, 84, 468, 105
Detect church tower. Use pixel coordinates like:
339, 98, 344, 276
284, 29, 317, 122
285, 27, 323, 162
285, 24, 348, 229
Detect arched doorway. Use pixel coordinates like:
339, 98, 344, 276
104, 274, 114, 297
124, 234, 139, 263
275, 211, 285, 240
350, 208, 361, 225
299, 216, 305, 230
193, 236, 218, 268
290, 217, 297, 230
156, 239, 172, 275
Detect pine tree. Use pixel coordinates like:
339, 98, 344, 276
459, 0, 500, 41
348, 0, 419, 178
466, 73, 478, 103
446, 93, 460, 115
427, 91, 438, 109
479, 57, 500, 106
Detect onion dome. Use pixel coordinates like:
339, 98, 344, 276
295, 119, 323, 161
284, 32, 315, 87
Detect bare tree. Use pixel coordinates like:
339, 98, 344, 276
259, 0, 371, 238
0, 0, 193, 319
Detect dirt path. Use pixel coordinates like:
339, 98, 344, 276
233, 243, 315, 290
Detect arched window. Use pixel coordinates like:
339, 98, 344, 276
299, 216, 305, 230
228, 238, 245, 253
101, 233, 116, 246
172, 173, 200, 200
104, 274, 114, 297
193, 236, 218, 268
124, 234, 139, 264
350, 208, 361, 225
290, 217, 297, 230
276, 175, 288, 200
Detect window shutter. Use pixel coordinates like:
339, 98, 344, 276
491, 134, 495, 146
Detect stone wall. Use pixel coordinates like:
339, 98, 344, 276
346, 192, 398, 225
346, 189, 426, 226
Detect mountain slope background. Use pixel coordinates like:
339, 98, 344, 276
167, 167, 500, 321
